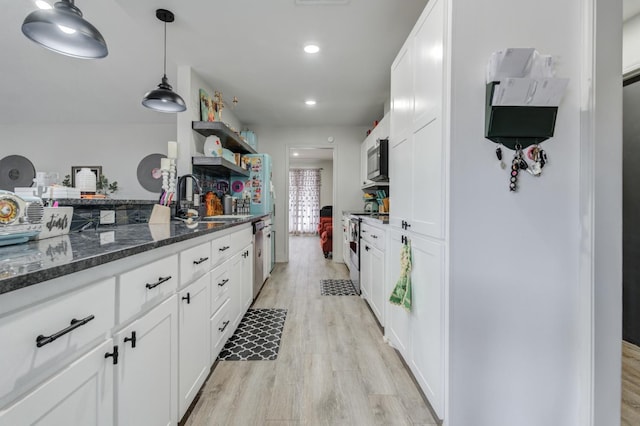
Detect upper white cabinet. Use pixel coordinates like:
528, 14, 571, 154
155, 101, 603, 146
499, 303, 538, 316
390, 0, 446, 240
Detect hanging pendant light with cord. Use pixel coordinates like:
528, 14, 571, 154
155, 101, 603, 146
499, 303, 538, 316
22, 0, 108, 59
142, 9, 186, 113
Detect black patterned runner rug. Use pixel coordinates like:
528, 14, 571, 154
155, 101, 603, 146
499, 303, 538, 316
218, 308, 287, 361
320, 279, 358, 296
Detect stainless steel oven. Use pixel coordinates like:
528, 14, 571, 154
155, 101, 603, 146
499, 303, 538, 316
349, 215, 361, 294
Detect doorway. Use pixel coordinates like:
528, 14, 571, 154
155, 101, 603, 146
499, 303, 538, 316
285, 147, 335, 262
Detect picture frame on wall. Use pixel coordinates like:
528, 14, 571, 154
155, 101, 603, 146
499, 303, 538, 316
70, 166, 102, 188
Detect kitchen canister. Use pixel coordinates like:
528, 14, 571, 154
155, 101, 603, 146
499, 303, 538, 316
76, 168, 96, 193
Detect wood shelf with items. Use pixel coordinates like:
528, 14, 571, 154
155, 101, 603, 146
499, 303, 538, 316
192, 156, 249, 177
192, 121, 257, 155
361, 181, 390, 193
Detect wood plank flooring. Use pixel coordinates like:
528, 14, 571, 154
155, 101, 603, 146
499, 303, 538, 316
184, 235, 436, 426
623, 340, 640, 426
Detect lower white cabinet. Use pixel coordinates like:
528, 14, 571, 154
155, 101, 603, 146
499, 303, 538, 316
368, 244, 385, 324
386, 230, 412, 357
240, 244, 254, 312
0, 339, 115, 426
228, 252, 244, 328
178, 275, 211, 419
115, 295, 178, 426
360, 243, 372, 301
360, 222, 386, 326
210, 299, 232, 362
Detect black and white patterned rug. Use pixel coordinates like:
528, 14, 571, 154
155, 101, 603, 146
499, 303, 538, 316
218, 308, 287, 361
320, 279, 358, 296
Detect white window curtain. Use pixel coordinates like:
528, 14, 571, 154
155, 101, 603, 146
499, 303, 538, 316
289, 168, 321, 234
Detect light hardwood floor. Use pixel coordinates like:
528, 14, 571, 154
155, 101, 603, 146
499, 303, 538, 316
184, 235, 437, 426
623, 340, 640, 426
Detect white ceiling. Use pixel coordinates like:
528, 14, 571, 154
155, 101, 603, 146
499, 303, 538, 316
1, 0, 428, 127
290, 147, 334, 160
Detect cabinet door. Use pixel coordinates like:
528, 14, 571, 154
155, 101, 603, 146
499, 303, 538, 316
116, 296, 178, 426
409, 235, 445, 419
390, 43, 414, 142
369, 245, 385, 326
264, 229, 272, 282
361, 139, 371, 187
385, 230, 411, 358
411, 118, 444, 239
241, 245, 254, 312
0, 340, 114, 426
228, 253, 244, 327
178, 275, 211, 419
360, 242, 372, 301
389, 134, 413, 228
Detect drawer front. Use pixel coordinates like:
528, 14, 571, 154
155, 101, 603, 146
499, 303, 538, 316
362, 223, 386, 251
0, 278, 115, 406
210, 299, 231, 363
211, 235, 232, 267
180, 242, 211, 285
118, 254, 178, 323
210, 262, 232, 315
233, 227, 253, 248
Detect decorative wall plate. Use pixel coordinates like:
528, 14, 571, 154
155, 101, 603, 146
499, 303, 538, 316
136, 153, 165, 193
0, 155, 36, 191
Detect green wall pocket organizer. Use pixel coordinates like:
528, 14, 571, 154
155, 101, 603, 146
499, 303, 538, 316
485, 82, 558, 150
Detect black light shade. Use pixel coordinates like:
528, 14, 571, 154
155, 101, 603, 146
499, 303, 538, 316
142, 9, 186, 114
21, 0, 108, 59
142, 75, 187, 113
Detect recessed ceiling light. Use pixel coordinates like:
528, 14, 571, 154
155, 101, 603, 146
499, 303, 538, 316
293, 152, 299, 156
304, 44, 320, 54
305, 100, 317, 106
35, 1, 52, 9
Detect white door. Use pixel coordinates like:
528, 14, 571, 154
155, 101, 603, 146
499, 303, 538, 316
385, 230, 412, 358
178, 275, 211, 419
0, 340, 114, 426
116, 296, 178, 426
409, 235, 445, 419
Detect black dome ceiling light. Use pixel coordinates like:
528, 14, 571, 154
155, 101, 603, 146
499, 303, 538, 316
142, 9, 186, 113
21, 0, 108, 59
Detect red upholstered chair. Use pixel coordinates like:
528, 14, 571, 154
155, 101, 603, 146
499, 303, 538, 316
320, 224, 333, 258
318, 217, 332, 235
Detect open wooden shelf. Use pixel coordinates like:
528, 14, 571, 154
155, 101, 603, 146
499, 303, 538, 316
192, 121, 257, 154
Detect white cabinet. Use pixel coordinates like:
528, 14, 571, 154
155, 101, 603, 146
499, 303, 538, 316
369, 244, 385, 325
115, 295, 178, 426
210, 299, 232, 362
360, 242, 372, 301
240, 244, 254, 312
389, 0, 445, 240
178, 275, 211, 419
263, 219, 272, 282
342, 215, 351, 267
0, 340, 114, 426
360, 222, 387, 326
386, 231, 412, 358
179, 241, 211, 285
228, 252, 244, 327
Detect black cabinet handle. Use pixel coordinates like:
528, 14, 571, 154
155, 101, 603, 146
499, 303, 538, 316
372, 235, 378, 239
104, 345, 119, 365
218, 320, 230, 332
36, 315, 95, 348
365, 246, 370, 251
218, 278, 230, 287
182, 293, 191, 304
193, 257, 209, 265
219, 246, 230, 252
124, 331, 137, 348
405, 223, 411, 228
145, 276, 172, 290
267, 234, 271, 238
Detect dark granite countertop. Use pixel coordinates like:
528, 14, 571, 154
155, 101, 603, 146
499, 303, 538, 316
0, 215, 265, 295
55, 199, 158, 206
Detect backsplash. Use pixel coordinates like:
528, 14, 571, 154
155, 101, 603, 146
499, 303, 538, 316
56, 199, 156, 232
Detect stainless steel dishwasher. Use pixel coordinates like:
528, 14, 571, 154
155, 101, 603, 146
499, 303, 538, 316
253, 220, 265, 299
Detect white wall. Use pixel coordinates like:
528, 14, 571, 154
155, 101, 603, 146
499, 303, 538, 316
446, 0, 621, 425
0, 123, 176, 199
624, 13, 640, 76
289, 158, 334, 208
251, 126, 366, 264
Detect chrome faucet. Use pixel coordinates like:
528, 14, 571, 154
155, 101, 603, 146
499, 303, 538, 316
175, 174, 203, 218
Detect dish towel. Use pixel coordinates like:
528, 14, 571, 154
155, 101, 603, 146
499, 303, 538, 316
389, 239, 412, 311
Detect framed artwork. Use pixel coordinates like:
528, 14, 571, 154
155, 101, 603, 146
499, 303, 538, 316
71, 166, 102, 188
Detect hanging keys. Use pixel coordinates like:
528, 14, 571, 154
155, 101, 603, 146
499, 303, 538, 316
496, 145, 506, 169
509, 144, 522, 192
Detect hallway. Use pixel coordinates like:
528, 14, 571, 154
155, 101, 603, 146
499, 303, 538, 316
184, 235, 436, 425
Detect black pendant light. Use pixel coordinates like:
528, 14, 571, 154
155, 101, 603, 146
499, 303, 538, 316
21, 0, 108, 59
142, 9, 186, 113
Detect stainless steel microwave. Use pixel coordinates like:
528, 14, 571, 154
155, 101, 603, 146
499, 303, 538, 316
367, 138, 389, 182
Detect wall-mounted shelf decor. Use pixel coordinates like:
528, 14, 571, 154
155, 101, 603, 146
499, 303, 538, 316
192, 156, 250, 178
192, 121, 257, 155
484, 82, 558, 150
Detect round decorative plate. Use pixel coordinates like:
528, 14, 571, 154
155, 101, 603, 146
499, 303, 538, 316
0, 155, 36, 191
136, 153, 165, 193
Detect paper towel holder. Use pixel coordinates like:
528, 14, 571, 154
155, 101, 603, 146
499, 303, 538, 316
484, 81, 558, 150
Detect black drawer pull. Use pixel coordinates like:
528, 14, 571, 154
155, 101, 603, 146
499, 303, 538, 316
218, 246, 230, 252
104, 345, 119, 365
193, 257, 209, 265
36, 315, 95, 348
372, 235, 378, 239
145, 275, 172, 290
218, 320, 230, 332
365, 246, 370, 251
218, 278, 230, 287
124, 331, 137, 348
182, 292, 191, 304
